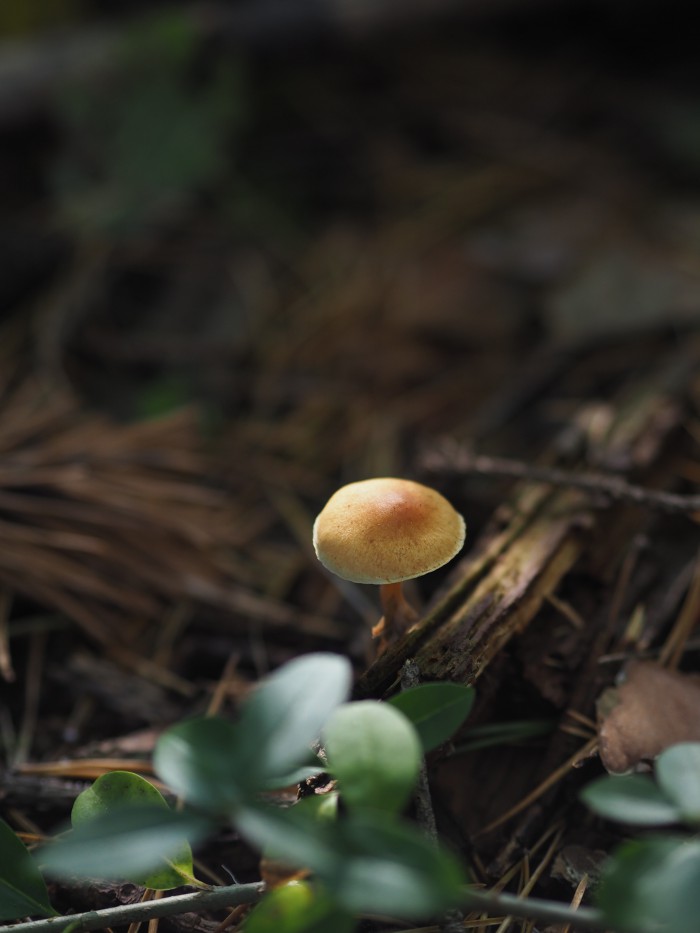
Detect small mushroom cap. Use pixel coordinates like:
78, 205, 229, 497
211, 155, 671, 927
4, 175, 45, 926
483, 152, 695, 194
312, 477, 466, 585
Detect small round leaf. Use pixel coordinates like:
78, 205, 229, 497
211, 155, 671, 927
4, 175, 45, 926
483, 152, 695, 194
581, 774, 682, 826
656, 742, 700, 825
71, 771, 195, 890
598, 836, 700, 933
244, 882, 355, 933
324, 701, 422, 814
39, 807, 210, 889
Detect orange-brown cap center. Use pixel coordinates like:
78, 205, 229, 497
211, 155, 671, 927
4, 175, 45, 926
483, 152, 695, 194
312, 477, 465, 585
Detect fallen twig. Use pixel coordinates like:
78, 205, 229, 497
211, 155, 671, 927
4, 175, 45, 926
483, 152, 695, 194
4, 883, 607, 933
423, 445, 700, 516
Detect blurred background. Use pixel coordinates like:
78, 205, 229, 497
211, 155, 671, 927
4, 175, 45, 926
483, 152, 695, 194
2, 0, 700, 750
5, 4, 700, 916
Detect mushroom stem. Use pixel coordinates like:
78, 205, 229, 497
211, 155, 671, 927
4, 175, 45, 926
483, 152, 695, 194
372, 581, 419, 653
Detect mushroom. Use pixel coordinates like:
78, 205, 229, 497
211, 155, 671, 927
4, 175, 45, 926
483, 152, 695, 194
312, 477, 466, 653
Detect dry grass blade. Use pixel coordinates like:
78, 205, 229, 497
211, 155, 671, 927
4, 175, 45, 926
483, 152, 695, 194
561, 874, 590, 933
476, 738, 598, 837
0, 352, 293, 653
18, 757, 155, 779
491, 825, 564, 933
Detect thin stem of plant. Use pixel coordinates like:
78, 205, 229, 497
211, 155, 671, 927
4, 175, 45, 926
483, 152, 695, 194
6, 883, 266, 933
463, 890, 604, 931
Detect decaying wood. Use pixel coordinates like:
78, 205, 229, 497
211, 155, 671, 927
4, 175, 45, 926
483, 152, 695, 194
356, 345, 696, 699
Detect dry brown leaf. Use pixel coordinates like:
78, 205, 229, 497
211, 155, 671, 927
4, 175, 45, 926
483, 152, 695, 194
597, 660, 700, 773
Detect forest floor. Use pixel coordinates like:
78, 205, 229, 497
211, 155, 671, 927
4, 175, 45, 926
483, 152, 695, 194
2, 3, 700, 931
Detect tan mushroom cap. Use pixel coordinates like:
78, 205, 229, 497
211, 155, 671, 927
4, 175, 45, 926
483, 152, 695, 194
312, 477, 466, 585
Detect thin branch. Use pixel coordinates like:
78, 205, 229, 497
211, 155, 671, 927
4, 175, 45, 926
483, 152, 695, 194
463, 890, 605, 931
423, 445, 700, 517
5, 883, 266, 933
4, 884, 607, 933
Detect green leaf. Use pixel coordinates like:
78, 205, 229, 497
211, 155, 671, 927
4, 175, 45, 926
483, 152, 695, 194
244, 881, 355, 933
328, 812, 466, 917
235, 804, 465, 919
71, 771, 195, 890
37, 807, 211, 885
389, 684, 475, 753
154, 655, 351, 809
598, 836, 700, 933
581, 774, 682, 826
656, 742, 700, 824
236, 804, 341, 878
154, 717, 247, 811
451, 718, 554, 754
324, 701, 422, 814
236, 653, 352, 787
300, 792, 339, 823
0, 819, 55, 921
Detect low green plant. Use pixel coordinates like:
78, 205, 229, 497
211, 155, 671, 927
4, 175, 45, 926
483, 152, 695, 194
0, 653, 475, 931
581, 741, 700, 933
15, 654, 700, 933
10, 655, 700, 931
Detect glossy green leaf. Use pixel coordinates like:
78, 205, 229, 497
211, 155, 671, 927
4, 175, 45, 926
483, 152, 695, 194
389, 684, 475, 752
37, 806, 211, 886
236, 653, 352, 786
71, 771, 194, 890
0, 819, 55, 920
581, 774, 681, 826
244, 881, 355, 933
598, 836, 700, 933
154, 716, 249, 811
155, 655, 350, 808
656, 742, 700, 824
324, 701, 422, 813
235, 803, 465, 919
